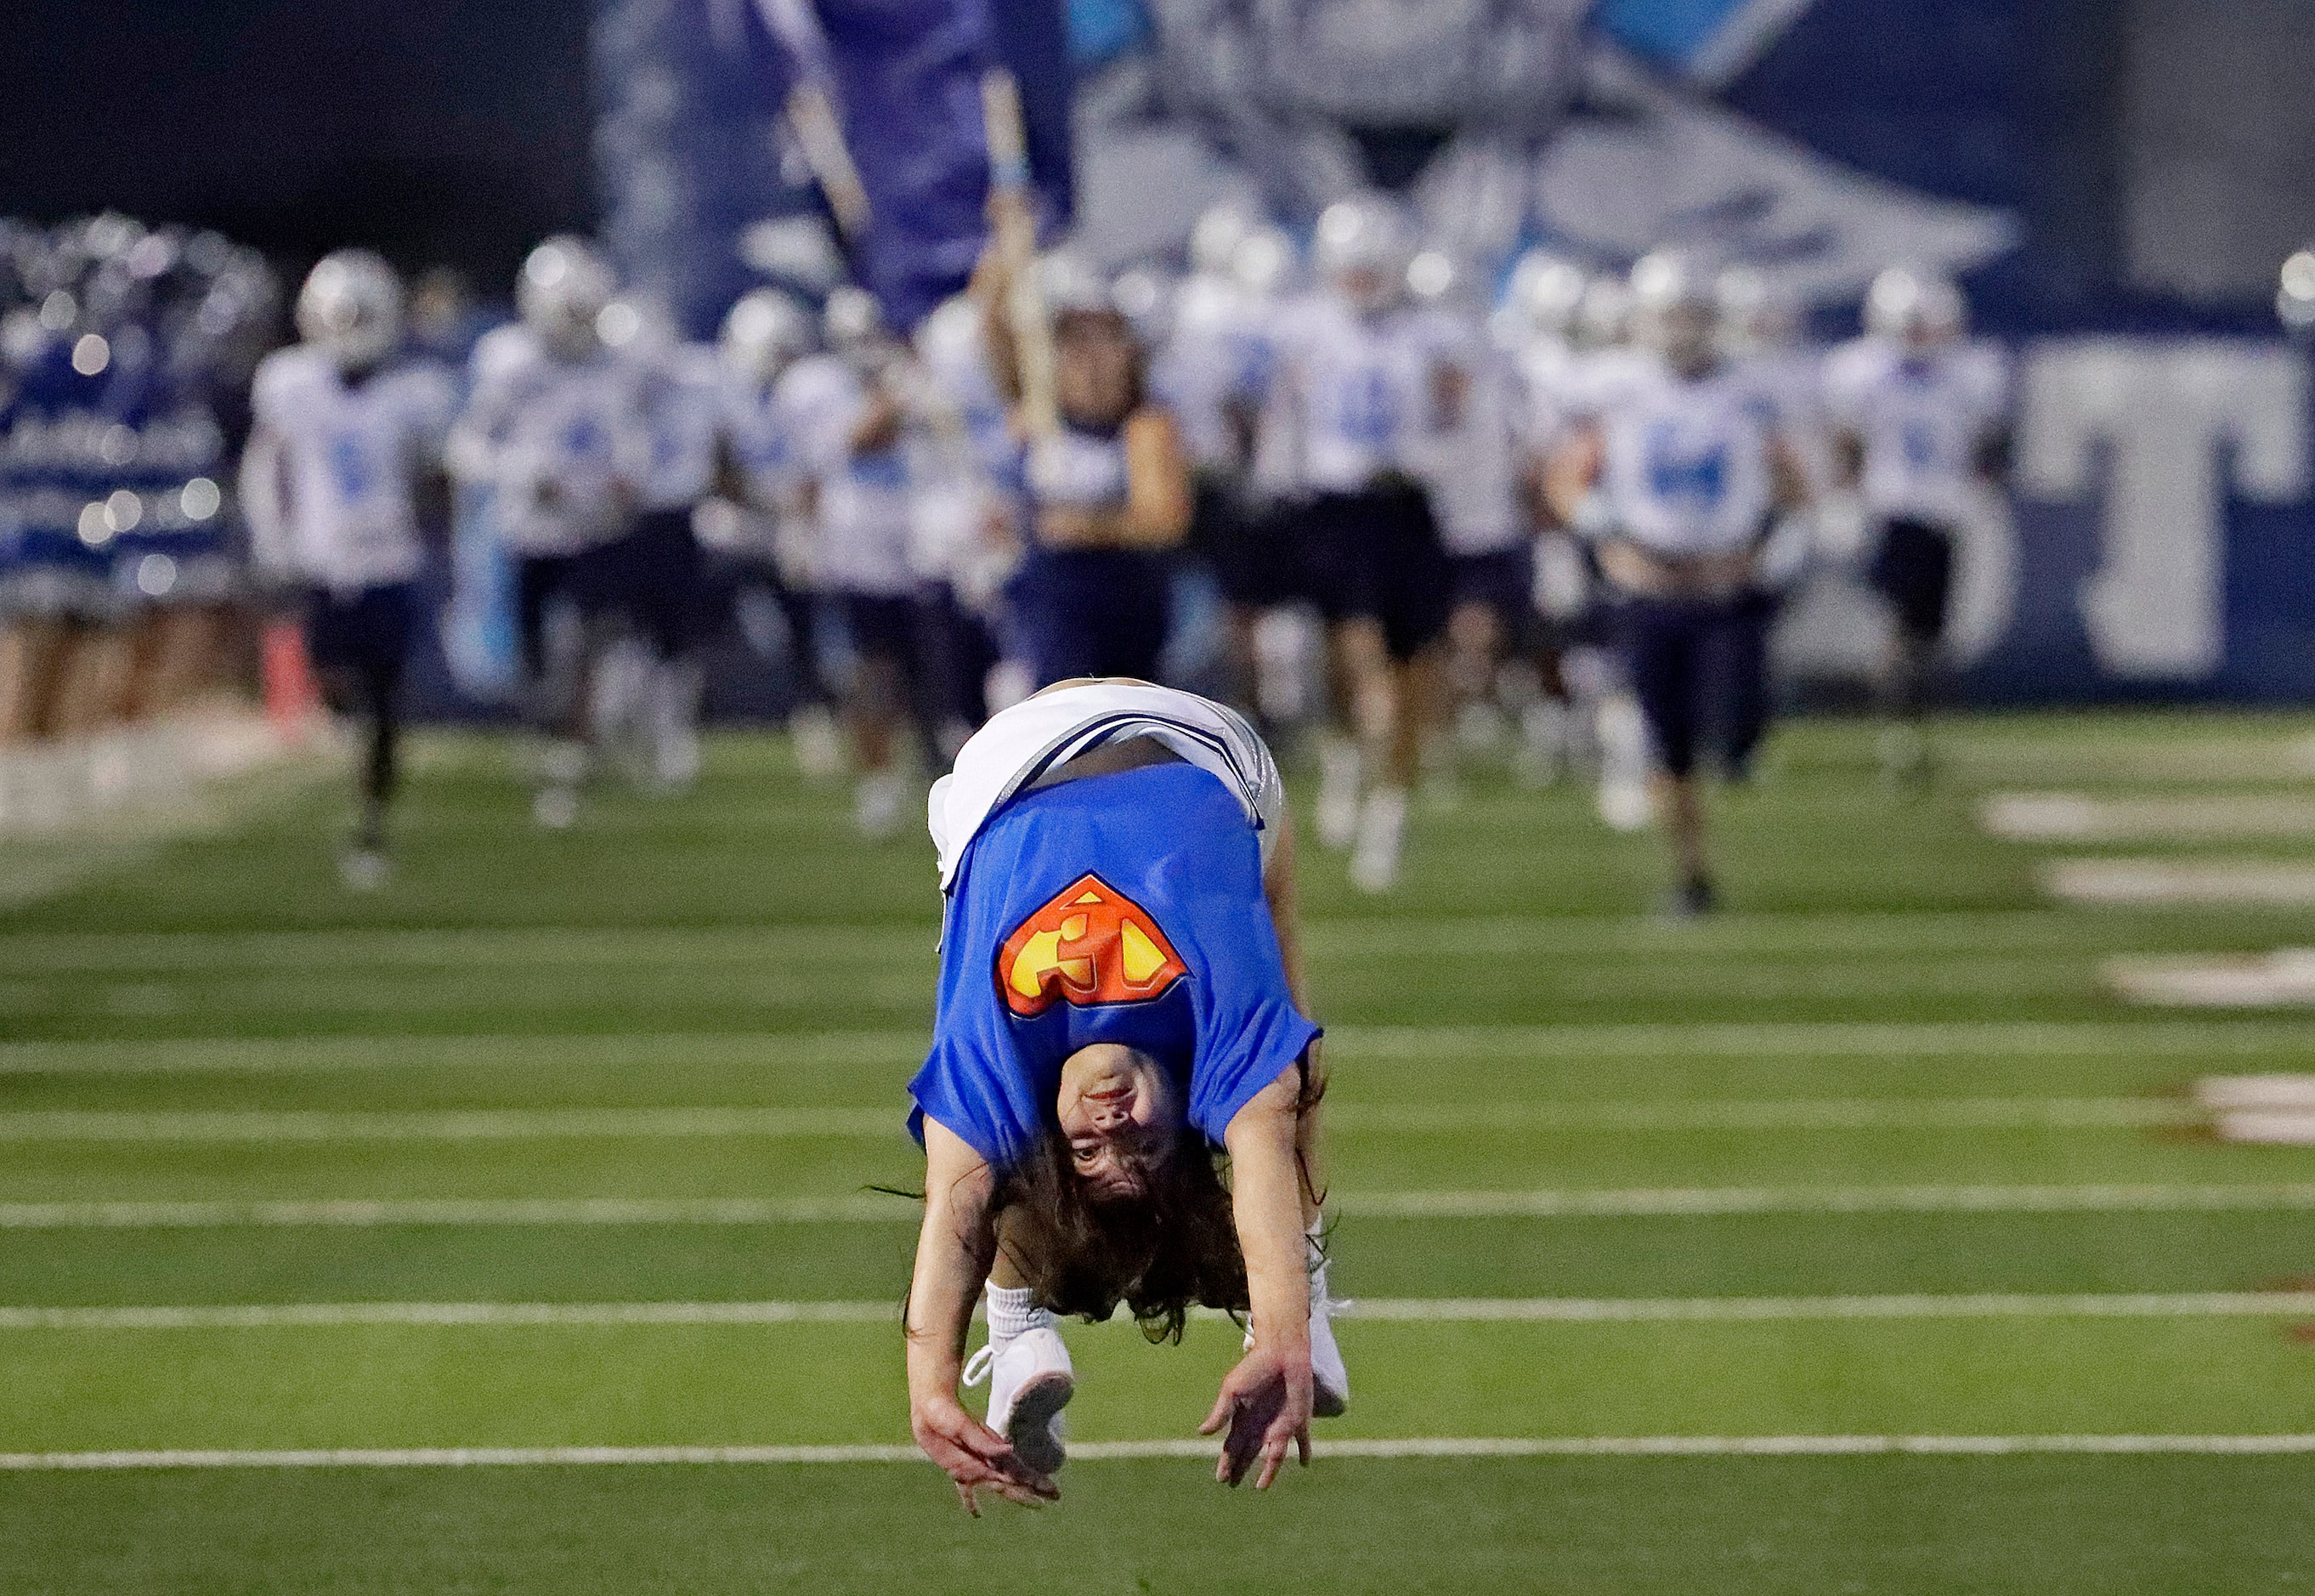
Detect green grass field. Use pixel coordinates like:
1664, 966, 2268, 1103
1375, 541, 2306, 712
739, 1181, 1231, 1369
6, 714, 2315, 1593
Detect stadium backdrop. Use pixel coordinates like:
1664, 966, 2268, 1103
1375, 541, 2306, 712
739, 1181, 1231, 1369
561, 0, 2315, 710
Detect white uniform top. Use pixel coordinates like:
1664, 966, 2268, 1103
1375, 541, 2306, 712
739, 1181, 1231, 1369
450, 328, 650, 556
1594, 355, 1777, 558
634, 341, 724, 512
775, 353, 915, 597
928, 680, 1286, 893
246, 346, 456, 591
1822, 337, 2007, 525
1154, 274, 1268, 472
1265, 295, 1447, 495
1405, 314, 1527, 557
718, 363, 793, 509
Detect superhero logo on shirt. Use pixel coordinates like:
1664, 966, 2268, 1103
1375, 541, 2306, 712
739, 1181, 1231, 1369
996, 874, 1187, 1018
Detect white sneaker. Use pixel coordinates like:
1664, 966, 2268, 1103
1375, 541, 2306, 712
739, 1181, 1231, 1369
790, 705, 843, 781
1315, 737, 1361, 852
1348, 786, 1406, 895
965, 1325, 1073, 1476
337, 846, 390, 892
854, 772, 905, 840
532, 784, 579, 830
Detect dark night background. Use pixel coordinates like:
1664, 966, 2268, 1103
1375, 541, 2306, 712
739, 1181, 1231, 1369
0, 0, 594, 285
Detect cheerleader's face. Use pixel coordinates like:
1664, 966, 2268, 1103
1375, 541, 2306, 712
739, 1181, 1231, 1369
1054, 311, 1140, 430
1056, 1043, 1181, 1202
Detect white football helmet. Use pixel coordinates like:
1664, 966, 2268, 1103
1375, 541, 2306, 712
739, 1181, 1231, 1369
1714, 264, 1799, 354
2280, 246, 2315, 332
1629, 252, 1718, 371
1038, 250, 1114, 319
1503, 250, 1588, 344
1231, 224, 1297, 300
297, 249, 404, 370
518, 236, 617, 357
1190, 204, 1256, 279
721, 288, 816, 382
1865, 266, 1964, 345
1313, 194, 1414, 313
823, 286, 891, 368
1572, 274, 1633, 352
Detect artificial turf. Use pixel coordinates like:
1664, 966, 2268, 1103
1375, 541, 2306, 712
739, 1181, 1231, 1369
5, 713, 2315, 1591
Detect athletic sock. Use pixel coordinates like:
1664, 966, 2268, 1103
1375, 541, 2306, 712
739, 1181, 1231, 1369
985, 1283, 1053, 1349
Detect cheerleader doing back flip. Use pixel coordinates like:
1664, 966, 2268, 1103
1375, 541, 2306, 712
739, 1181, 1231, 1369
904, 677, 1345, 1509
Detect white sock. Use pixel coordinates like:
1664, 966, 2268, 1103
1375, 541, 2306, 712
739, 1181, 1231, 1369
985, 1283, 1053, 1347
1305, 1222, 1333, 1303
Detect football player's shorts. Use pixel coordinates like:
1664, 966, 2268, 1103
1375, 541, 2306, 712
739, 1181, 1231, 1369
1616, 591, 1763, 780
1196, 478, 1305, 612
1448, 545, 1536, 646
303, 581, 415, 687
1868, 517, 1956, 643
1299, 480, 1452, 662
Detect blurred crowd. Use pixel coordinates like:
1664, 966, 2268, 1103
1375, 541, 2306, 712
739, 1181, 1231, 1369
0, 197, 2014, 908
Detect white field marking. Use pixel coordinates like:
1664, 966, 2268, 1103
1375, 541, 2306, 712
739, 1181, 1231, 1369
1982, 793, 2315, 842
0, 908, 2214, 975
2197, 1073, 2315, 1111
6, 1435, 2315, 1471
2212, 1113, 2315, 1146
14, 1184, 2315, 1231
5, 1292, 2314, 1333
0, 1096, 2202, 1144
2108, 951, 2315, 1010
9, 1019, 2312, 1078
0, 1031, 928, 1078
2045, 859, 2315, 908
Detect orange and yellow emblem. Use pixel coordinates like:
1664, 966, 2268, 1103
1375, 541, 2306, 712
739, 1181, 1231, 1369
995, 874, 1187, 1018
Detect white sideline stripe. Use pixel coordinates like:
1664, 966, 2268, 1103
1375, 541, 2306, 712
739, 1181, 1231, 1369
6, 1292, 2315, 1332
0, 1096, 2201, 1143
13, 1184, 2315, 1229
6, 1436, 2315, 1471
2109, 953, 2315, 1010
8, 1020, 2312, 1076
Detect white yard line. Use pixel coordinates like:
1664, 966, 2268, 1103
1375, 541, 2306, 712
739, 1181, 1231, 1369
11, 1183, 2315, 1230
8, 1019, 2310, 1078
4, 1435, 2313, 1470
0, 1096, 2200, 1144
2109, 951, 2315, 1010
2043, 860, 2315, 908
3, 1292, 2312, 1332
1982, 793, 2315, 842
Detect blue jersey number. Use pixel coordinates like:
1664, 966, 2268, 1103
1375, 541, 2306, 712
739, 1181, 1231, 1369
329, 433, 376, 501
1644, 422, 1728, 508
1901, 417, 1942, 469
1327, 365, 1401, 449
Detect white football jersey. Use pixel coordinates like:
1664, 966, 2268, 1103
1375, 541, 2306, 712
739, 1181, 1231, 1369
246, 346, 456, 590
634, 341, 724, 512
1154, 274, 1270, 473
775, 354, 915, 597
1404, 311, 1526, 557
928, 679, 1286, 892
1595, 355, 1777, 558
1265, 295, 1446, 495
450, 327, 649, 556
1822, 337, 2007, 525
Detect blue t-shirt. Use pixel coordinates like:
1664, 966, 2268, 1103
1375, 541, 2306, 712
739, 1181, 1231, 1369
908, 761, 1319, 1169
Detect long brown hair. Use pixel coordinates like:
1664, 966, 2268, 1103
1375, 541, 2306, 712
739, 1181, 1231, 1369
983, 1058, 1324, 1344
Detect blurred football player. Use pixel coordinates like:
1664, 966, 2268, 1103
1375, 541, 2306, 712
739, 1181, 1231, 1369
905, 677, 1340, 1509
775, 286, 932, 838
1403, 247, 1545, 783
1824, 268, 2008, 784
609, 301, 720, 791
980, 250, 1192, 692
1153, 207, 1288, 718
1546, 253, 1811, 916
710, 286, 843, 778
448, 237, 647, 828
241, 251, 456, 887
1263, 194, 1457, 891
